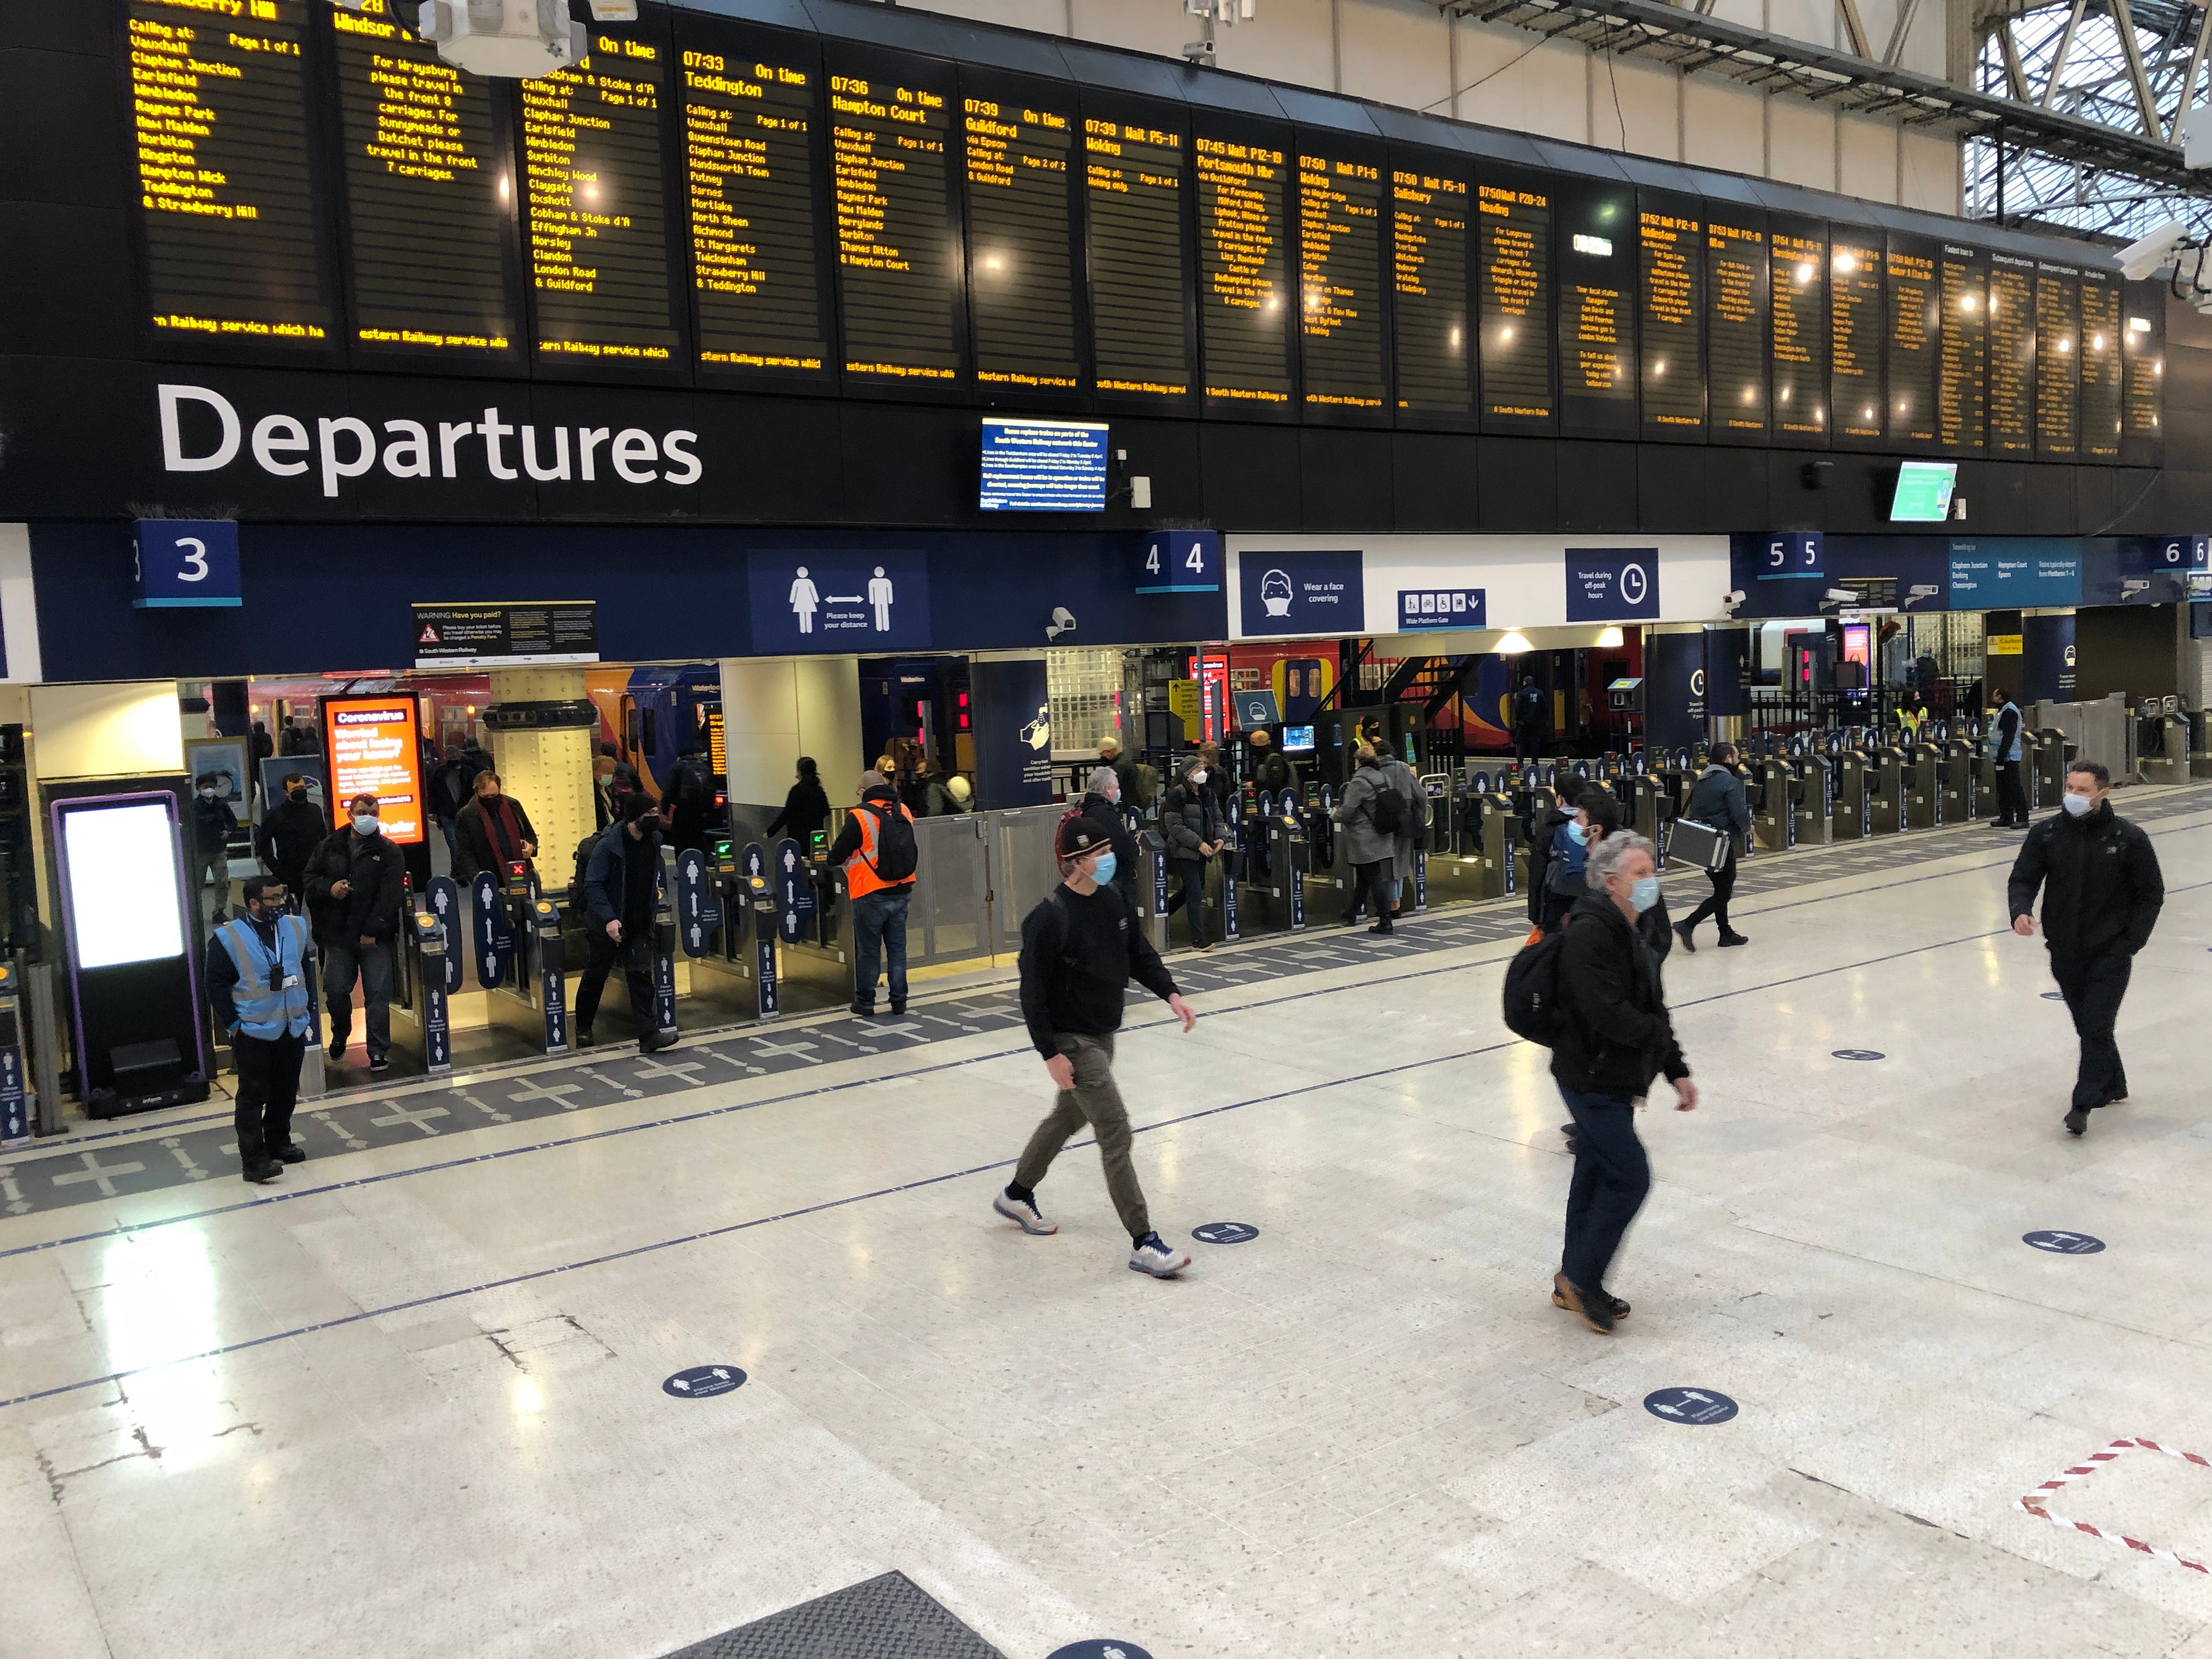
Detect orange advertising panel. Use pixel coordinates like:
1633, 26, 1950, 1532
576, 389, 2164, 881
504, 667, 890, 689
320, 697, 425, 846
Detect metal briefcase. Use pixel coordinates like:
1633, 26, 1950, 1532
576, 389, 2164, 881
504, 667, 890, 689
1667, 817, 1729, 873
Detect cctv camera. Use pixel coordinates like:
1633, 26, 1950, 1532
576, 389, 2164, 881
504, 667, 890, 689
2117, 218, 2193, 282
1819, 588, 1858, 610
1724, 590, 1745, 606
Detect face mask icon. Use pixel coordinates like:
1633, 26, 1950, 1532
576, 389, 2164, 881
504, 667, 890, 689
1261, 569, 1294, 618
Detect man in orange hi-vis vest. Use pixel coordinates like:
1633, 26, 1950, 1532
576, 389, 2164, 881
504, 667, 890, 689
826, 770, 919, 1017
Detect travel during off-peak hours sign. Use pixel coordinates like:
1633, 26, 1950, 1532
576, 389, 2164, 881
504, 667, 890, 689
320, 697, 425, 845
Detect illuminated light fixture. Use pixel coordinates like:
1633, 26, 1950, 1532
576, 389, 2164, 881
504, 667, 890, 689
2092, 334, 2105, 349
1499, 326, 1515, 343
1495, 630, 1533, 654
1652, 359, 1666, 376
1835, 251, 1857, 273
1596, 626, 1625, 647
984, 256, 1003, 269
1741, 388, 1754, 403
1795, 262, 1814, 283
1960, 294, 1977, 311
2058, 337, 2073, 354
1572, 233, 1613, 257
2128, 315, 2152, 332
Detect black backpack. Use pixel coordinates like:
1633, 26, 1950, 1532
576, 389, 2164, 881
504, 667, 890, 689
569, 828, 606, 914
859, 800, 918, 882
1502, 923, 1572, 1046
1370, 777, 1407, 837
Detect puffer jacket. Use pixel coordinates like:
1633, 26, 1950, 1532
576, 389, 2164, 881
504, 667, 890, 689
1159, 776, 1219, 862
1332, 763, 1397, 867
1551, 890, 1689, 1097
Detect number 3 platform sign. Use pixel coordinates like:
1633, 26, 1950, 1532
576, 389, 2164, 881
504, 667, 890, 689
134, 519, 242, 608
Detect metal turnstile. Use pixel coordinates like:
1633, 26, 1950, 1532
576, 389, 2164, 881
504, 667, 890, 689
2194, 710, 2212, 781
2142, 712, 2192, 785
1752, 757, 1794, 851
2027, 727, 2069, 808
1868, 742, 1908, 833
1791, 753, 1831, 845
1939, 732, 1979, 823
473, 865, 571, 1056
1905, 741, 1942, 828
1833, 742, 1874, 839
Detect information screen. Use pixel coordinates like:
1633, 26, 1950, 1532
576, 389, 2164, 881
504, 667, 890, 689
1195, 128, 1293, 411
1706, 215, 1767, 442
1886, 235, 1940, 445
1939, 244, 1987, 453
63, 802, 187, 972
1770, 219, 1827, 441
1087, 108, 1191, 399
1282, 724, 1316, 753
1477, 176, 1551, 431
1889, 459, 1956, 522
329, 0, 518, 359
1988, 253, 2036, 454
520, 22, 683, 365
964, 83, 1080, 393
1638, 199, 1703, 439
1829, 235, 1883, 441
1298, 147, 1389, 417
128, 0, 334, 346
321, 697, 425, 845
1392, 163, 1470, 420
979, 417, 1108, 510
830, 54, 962, 387
679, 21, 831, 380
2123, 302, 2163, 449
2034, 264, 2079, 458
2078, 267, 2121, 459
1555, 183, 1635, 438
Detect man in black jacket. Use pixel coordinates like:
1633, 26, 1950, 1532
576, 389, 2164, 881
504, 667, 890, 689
254, 772, 325, 904
1511, 675, 1548, 766
1675, 743, 1753, 951
2007, 760, 2164, 1135
1078, 765, 1139, 910
994, 814, 1199, 1279
303, 794, 407, 1075
1551, 831, 1697, 1333
1159, 754, 1223, 950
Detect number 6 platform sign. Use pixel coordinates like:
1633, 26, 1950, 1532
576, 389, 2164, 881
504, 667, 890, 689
134, 519, 241, 609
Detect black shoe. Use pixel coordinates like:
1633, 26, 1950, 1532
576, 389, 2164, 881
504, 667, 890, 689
849, 1003, 873, 1017
1553, 1286, 1631, 1319
1368, 922, 1393, 935
368, 1056, 391, 1076
1193, 940, 1213, 952
327, 1039, 346, 1064
2064, 1107, 2089, 1136
889, 1002, 906, 1015
575, 1028, 597, 1049
275, 1143, 306, 1165
242, 1159, 283, 1184
639, 1028, 679, 1055
1341, 912, 1361, 927
1674, 921, 1696, 953
1553, 1272, 1614, 1334
1717, 932, 1750, 948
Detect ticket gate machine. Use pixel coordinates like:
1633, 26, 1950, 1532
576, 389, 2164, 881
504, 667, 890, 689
388, 874, 460, 1075
2194, 710, 2212, 780
472, 860, 570, 1055
686, 840, 782, 1020
1626, 770, 1670, 853
1832, 737, 1874, 839
1137, 827, 1173, 951
1470, 775, 1520, 900
772, 836, 858, 1008
1751, 755, 1793, 851
2027, 727, 2069, 808
1939, 726, 1980, 823
1904, 736, 1943, 828
1867, 737, 1908, 833
1791, 749, 1832, 845
1302, 785, 1352, 919
2142, 711, 2192, 785
1421, 772, 1488, 905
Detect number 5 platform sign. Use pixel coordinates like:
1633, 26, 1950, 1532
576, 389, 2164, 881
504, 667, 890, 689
1138, 531, 1221, 594
134, 519, 241, 608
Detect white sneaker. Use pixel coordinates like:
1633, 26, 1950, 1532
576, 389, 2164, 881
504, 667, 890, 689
993, 1190, 1058, 1235
1128, 1233, 1192, 1278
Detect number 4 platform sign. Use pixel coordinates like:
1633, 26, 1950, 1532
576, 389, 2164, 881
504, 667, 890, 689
1137, 532, 1221, 594
134, 519, 242, 608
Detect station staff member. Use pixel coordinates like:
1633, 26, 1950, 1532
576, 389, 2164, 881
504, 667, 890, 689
826, 770, 917, 1017
304, 794, 405, 1076
1989, 693, 2029, 829
207, 874, 313, 1184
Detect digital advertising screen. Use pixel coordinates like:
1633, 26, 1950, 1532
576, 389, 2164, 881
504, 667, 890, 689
1889, 460, 1957, 523
1282, 724, 1316, 754
979, 417, 1109, 511
60, 801, 186, 972
321, 697, 426, 844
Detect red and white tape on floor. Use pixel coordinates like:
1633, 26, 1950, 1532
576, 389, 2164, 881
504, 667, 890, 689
2015, 1437, 2211, 1575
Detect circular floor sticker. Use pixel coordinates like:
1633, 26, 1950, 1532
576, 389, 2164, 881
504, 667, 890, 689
1643, 1387, 1740, 1424
1192, 1222, 1260, 1245
1831, 1049, 1886, 1062
1049, 1644, 1154, 1659
2023, 1231, 2106, 1255
663, 1364, 747, 1398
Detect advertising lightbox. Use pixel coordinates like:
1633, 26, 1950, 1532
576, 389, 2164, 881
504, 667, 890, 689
320, 697, 425, 845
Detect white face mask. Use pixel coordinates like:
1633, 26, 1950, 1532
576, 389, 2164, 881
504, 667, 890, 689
1189, 769, 1207, 786
197, 787, 217, 799
352, 813, 379, 834
2062, 792, 2095, 817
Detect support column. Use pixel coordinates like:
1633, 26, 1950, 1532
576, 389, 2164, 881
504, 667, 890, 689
486, 667, 594, 878
719, 657, 864, 840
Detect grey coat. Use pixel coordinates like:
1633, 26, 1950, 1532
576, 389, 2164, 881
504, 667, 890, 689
1331, 765, 1397, 866
1159, 779, 1220, 861
1376, 754, 1427, 882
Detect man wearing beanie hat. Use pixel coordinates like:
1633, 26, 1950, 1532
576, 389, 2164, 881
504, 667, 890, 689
994, 811, 1199, 1277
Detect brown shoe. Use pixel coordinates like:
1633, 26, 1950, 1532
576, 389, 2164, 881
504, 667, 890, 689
1553, 1285, 1630, 1320
1553, 1272, 1615, 1334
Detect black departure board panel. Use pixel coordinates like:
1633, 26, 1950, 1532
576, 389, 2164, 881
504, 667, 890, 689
679, 21, 830, 381
128, 0, 334, 346
1391, 164, 1470, 422
2034, 264, 2078, 458
1886, 236, 1940, 446
1939, 244, 1987, 453
1297, 146, 1388, 417
1195, 129, 1293, 413
1638, 199, 1702, 439
1555, 183, 1634, 438
1829, 234, 1883, 442
830, 53, 961, 387
1477, 177, 1552, 431
1706, 216, 1767, 443
1087, 109, 1191, 400
1770, 220, 1826, 441
2078, 268, 2121, 459
2123, 294, 2163, 458
1988, 253, 2036, 454
520, 22, 683, 366
963, 83, 1079, 393
329, 0, 517, 359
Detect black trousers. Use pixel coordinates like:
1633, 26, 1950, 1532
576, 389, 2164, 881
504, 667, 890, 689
1995, 760, 2029, 826
575, 928, 655, 1032
233, 1030, 306, 1167
1683, 847, 1737, 935
1164, 857, 1210, 945
1558, 1086, 1651, 1293
2050, 947, 2131, 1110
1346, 857, 1394, 927
1514, 724, 1544, 766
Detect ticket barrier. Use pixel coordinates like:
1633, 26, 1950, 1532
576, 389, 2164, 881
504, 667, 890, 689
1833, 740, 1874, 839
1905, 738, 1943, 828
1469, 779, 1520, 900
1751, 756, 1793, 851
387, 910, 453, 1075
1867, 740, 1909, 833
774, 838, 859, 1011
1302, 786, 1353, 921
1137, 828, 1172, 952
1626, 771, 1670, 852
461, 862, 571, 1057
2027, 727, 2070, 807
2142, 712, 2192, 786
1252, 802, 1308, 931
1791, 751, 1832, 845
2194, 710, 2212, 780
1419, 772, 1486, 906
680, 843, 785, 1023
1939, 729, 1980, 823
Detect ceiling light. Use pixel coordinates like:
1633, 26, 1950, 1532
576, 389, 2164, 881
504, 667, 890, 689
1596, 626, 1625, 647
1496, 630, 1533, 654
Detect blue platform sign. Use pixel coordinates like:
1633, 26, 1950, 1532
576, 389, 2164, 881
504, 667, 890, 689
1396, 588, 1487, 630
1753, 532, 1825, 580
1239, 550, 1363, 637
1565, 548, 1661, 621
134, 518, 241, 608
1947, 541, 2081, 607
749, 550, 930, 654
1138, 531, 1221, 593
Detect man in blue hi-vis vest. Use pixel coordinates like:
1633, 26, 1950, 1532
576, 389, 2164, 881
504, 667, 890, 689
207, 873, 314, 1184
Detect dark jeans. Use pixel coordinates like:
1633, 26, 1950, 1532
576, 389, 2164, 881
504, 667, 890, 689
1539, 879, 1579, 932
322, 938, 392, 1060
1515, 725, 1544, 765
851, 887, 911, 1010
2050, 947, 2132, 1110
233, 1029, 306, 1167
1682, 847, 1737, 935
1557, 1084, 1652, 1294
1995, 760, 2029, 826
1347, 857, 1394, 926
576, 927, 655, 1033
1165, 857, 1209, 945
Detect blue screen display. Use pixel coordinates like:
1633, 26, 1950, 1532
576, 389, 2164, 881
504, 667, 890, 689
1282, 724, 1316, 753
979, 417, 1110, 511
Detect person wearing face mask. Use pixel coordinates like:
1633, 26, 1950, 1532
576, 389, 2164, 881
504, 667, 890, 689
592, 752, 623, 831
764, 756, 831, 843
452, 769, 538, 889
1160, 754, 1223, 950
1548, 831, 1697, 1334
206, 874, 315, 1183
1674, 743, 1752, 951
1333, 744, 1400, 935
2007, 760, 2164, 1135
993, 813, 1200, 1279
1538, 793, 1596, 934
254, 772, 325, 905
577, 790, 679, 1053
1524, 782, 1581, 933
190, 771, 239, 927
303, 794, 405, 1075
1077, 764, 1139, 910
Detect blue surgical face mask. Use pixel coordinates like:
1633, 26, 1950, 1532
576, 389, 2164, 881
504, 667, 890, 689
1565, 821, 1589, 846
1090, 851, 1118, 885
1629, 875, 1661, 913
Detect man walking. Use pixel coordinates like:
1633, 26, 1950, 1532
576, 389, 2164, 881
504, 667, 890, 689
304, 794, 405, 1076
827, 770, 917, 1017
255, 772, 325, 904
1675, 743, 1752, 951
992, 815, 1199, 1278
207, 874, 314, 1184
1989, 692, 2029, 829
577, 791, 678, 1054
1159, 754, 1223, 950
2007, 760, 2163, 1135
1550, 832, 1697, 1333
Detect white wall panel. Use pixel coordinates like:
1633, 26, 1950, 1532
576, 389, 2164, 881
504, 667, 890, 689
1765, 0, 1838, 49
1068, 0, 1190, 59
1457, 29, 1590, 144
1837, 112, 1898, 204
1768, 94, 1837, 191
1339, 0, 1453, 111
1215, 0, 1338, 87
905, 0, 1071, 33
1601, 55, 1681, 160
1899, 126, 1961, 215
1681, 75, 1765, 176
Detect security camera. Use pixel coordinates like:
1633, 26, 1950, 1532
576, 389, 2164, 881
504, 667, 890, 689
1046, 606, 1078, 641
1901, 583, 1940, 608
1819, 588, 1858, 610
1719, 589, 1746, 616
2117, 218, 2194, 281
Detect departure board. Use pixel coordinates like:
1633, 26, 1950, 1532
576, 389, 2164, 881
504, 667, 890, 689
1829, 236, 1883, 441
128, 0, 333, 344
2123, 300, 2163, 449
1297, 149, 1388, 416
831, 58, 962, 386
964, 87, 1079, 392
1087, 111, 1190, 399
2078, 268, 2121, 459
2034, 264, 2078, 458
679, 24, 830, 380
1555, 184, 1634, 438
1706, 216, 1767, 442
520, 25, 682, 364
1392, 166, 1470, 420
1638, 201, 1703, 439
1770, 221, 1827, 440
1988, 253, 2036, 454
1939, 245, 1987, 452
1195, 131, 1293, 410
1885, 236, 1940, 445
330, 1, 517, 358
1477, 178, 1551, 430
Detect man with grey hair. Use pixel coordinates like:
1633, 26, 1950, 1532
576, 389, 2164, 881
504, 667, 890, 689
1076, 763, 1139, 909
1549, 830, 1697, 1334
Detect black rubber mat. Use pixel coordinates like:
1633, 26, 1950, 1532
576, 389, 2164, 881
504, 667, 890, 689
659, 1572, 1006, 1659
